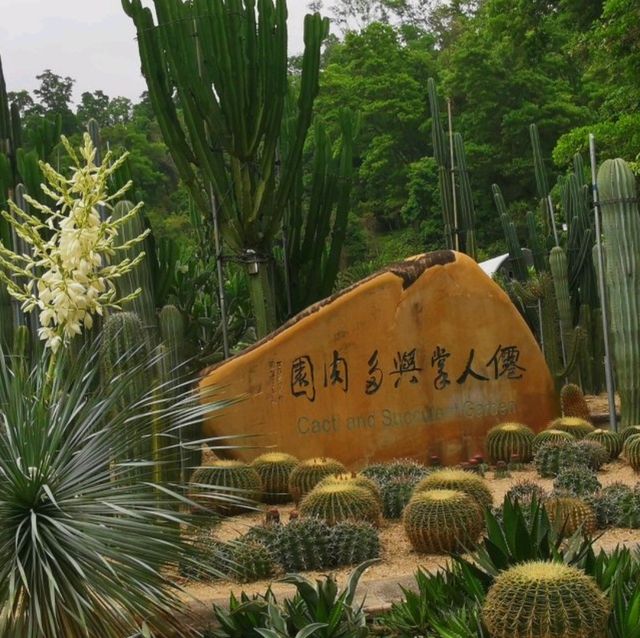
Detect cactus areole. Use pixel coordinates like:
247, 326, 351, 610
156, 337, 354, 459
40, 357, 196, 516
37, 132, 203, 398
199, 251, 558, 466
598, 159, 640, 426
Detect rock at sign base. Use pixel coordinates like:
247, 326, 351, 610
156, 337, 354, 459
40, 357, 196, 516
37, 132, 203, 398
199, 251, 558, 467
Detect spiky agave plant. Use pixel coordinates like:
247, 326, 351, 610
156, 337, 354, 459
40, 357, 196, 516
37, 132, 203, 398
0, 338, 238, 637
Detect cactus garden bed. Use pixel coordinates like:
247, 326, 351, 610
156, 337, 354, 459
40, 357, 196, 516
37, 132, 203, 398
181, 461, 640, 607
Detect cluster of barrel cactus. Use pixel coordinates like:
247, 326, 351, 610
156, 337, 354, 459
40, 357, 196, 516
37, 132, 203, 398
403, 489, 484, 553
482, 561, 610, 638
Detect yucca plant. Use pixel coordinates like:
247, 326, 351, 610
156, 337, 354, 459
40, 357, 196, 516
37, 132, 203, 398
0, 338, 238, 637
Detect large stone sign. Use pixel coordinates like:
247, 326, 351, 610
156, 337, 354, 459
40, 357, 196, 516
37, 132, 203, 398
199, 251, 558, 467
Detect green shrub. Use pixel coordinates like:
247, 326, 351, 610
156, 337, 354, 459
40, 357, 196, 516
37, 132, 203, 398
482, 561, 609, 638
415, 468, 493, 509
403, 489, 484, 553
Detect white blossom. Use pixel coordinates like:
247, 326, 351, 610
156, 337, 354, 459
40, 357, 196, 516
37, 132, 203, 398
0, 133, 149, 352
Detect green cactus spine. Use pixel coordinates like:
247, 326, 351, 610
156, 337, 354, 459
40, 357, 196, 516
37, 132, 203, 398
623, 434, 640, 471
482, 561, 609, 638
549, 416, 595, 439
598, 158, 640, 426
533, 429, 573, 452
329, 521, 380, 567
534, 440, 588, 478
251, 452, 299, 504
485, 422, 535, 464
299, 483, 381, 526
545, 496, 597, 537
288, 457, 346, 502
415, 468, 493, 509
403, 489, 484, 554
189, 460, 262, 515
584, 429, 622, 460
553, 466, 601, 497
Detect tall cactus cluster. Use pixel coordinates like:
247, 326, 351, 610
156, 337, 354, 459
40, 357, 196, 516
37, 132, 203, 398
427, 79, 476, 258
493, 124, 604, 393
122, 0, 350, 336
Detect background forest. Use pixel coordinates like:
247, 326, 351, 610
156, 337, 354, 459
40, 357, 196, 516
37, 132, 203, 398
3, 0, 639, 350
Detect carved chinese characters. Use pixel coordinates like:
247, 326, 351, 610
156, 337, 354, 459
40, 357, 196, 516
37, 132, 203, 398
199, 251, 559, 467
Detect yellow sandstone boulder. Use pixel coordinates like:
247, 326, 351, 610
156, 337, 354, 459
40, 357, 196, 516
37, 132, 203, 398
199, 251, 558, 467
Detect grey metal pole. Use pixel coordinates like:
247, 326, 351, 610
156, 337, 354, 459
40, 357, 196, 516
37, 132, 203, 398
589, 134, 617, 431
447, 98, 459, 251
210, 187, 230, 359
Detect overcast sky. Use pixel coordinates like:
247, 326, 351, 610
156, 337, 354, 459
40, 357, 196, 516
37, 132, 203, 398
0, 0, 311, 105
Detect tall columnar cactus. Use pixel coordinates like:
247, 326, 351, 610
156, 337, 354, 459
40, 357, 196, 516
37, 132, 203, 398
482, 561, 609, 638
485, 423, 535, 464
492, 184, 529, 281
549, 246, 574, 376
122, 0, 329, 338
530, 123, 558, 245
99, 312, 152, 475
113, 200, 157, 343
453, 131, 477, 258
403, 489, 484, 553
427, 78, 454, 250
598, 158, 640, 426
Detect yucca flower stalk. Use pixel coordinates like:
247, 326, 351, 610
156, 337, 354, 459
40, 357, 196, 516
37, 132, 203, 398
0, 133, 149, 355
0, 337, 237, 637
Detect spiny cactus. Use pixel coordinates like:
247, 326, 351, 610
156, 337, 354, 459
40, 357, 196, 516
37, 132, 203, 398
485, 422, 535, 464
265, 518, 332, 572
361, 458, 429, 484
553, 466, 601, 497
548, 416, 595, 439
379, 476, 416, 519
534, 439, 589, 478
225, 539, 276, 583
623, 434, 640, 471
299, 483, 381, 526
288, 457, 346, 502
482, 561, 609, 638
588, 482, 634, 528
506, 479, 548, 505
617, 484, 640, 528
621, 426, 640, 443
585, 429, 623, 460
533, 428, 574, 451
329, 521, 380, 567
190, 460, 262, 515
316, 472, 381, 504
415, 468, 493, 509
560, 383, 591, 421
545, 496, 597, 537
403, 489, 484, 554
576, 439, 609, 470
598, 158, 640, 426
251, 452, 300, 504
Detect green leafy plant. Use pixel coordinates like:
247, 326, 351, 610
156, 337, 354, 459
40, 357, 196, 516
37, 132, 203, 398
0, 336, 236, 637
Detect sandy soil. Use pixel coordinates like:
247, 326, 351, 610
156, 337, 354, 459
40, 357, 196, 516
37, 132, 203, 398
181, 460, 640, 604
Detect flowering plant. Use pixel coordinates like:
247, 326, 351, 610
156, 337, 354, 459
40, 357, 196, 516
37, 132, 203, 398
0, 133, 148, 352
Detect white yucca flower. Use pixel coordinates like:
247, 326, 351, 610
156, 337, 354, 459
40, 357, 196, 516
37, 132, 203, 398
0, 133, 149, 352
